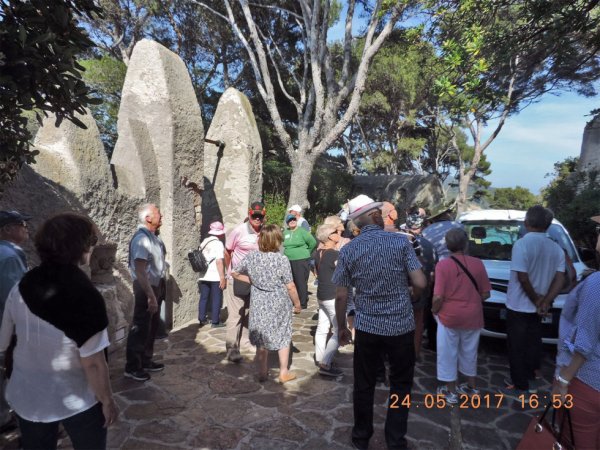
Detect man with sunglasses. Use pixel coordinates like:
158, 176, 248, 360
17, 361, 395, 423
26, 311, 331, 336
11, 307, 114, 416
0, 210, 31, 430
223, 201, 266, 363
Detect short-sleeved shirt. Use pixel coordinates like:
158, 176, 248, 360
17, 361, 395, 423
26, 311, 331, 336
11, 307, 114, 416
434, 255, 491, 329
556, 272, 600, 391
0, 286, 110, 422
313, 248, 339, 300
0, 240, 28, 323
226, 222, 259, 277
332, 224, 422, 336
422, 221, 464, 261
199, 237, 225, 282
506, 232, 565, 313
128, 226, 166, 287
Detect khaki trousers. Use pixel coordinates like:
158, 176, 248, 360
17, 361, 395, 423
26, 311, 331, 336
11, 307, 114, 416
224, 286, 252, 351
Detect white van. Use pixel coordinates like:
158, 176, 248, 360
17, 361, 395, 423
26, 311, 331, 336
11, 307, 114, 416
457, 209, 588, 344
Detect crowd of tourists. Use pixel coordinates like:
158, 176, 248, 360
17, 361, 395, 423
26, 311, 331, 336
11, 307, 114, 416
0, 198, 598, 449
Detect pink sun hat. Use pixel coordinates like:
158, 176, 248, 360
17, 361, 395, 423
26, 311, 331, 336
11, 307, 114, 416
208, 221, 226, 236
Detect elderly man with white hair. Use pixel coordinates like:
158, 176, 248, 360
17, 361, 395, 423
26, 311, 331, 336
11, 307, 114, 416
288, 204, 310, 231
124, 203, 167, 382
333, 194, 427, 450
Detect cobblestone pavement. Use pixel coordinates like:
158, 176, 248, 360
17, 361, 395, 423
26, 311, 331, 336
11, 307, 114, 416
1, 291, 557, 450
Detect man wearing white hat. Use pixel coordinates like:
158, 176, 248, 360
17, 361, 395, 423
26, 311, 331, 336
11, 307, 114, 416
333, 195, 426, 450
288, 204, 310, 231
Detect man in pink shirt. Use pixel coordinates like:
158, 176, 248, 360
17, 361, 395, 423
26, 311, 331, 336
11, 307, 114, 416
223, 201, 265, 363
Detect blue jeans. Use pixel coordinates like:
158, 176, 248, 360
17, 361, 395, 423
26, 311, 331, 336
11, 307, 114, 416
17, 402, 106, 450
199, 281, 223, 324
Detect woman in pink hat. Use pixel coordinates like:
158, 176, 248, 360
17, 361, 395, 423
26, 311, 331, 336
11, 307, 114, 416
198, 221, 227, 327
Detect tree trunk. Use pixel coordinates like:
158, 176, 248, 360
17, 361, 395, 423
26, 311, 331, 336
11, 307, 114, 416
456, 171, 471, 215
287, 154, 317, 210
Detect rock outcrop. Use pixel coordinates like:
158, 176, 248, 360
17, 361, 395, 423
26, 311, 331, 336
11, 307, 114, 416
203, 87, 263, 235
578, 114, 600, 173
110, 39, 205, 326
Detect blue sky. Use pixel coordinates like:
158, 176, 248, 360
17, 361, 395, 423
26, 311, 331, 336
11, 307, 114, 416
483, 91, 598, 195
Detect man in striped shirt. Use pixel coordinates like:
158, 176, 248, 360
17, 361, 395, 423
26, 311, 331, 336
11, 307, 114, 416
333, 195, 426, 450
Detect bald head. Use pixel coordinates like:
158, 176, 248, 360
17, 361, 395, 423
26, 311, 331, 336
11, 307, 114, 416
381, 202, 398, 226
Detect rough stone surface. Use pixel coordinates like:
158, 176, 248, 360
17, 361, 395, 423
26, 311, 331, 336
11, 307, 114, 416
110, 39, 205, 328
203, 87, 263, 235
351, 174, 445, 213
578, 114, 600, 172
0, 112, 133, 349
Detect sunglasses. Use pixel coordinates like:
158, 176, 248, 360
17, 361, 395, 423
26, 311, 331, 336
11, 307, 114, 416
251, 214, 265, 220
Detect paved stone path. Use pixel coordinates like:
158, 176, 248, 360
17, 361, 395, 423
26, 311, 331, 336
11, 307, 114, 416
1, 290, 557, 450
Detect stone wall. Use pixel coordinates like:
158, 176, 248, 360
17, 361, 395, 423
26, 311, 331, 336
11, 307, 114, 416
203, 87, 263, 235
351, 174, 445, 214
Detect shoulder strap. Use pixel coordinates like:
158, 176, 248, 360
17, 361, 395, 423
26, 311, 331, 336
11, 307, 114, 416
450, 256, 479, 292
200, 237, 217, 251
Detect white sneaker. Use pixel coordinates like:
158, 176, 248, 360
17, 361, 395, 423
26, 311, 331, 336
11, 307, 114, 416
456, 383, 480, 396
437, 385, 458, 404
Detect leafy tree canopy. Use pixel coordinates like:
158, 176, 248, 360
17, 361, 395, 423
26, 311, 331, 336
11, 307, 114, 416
487, 186, 539, 210
0, 0, 102, 186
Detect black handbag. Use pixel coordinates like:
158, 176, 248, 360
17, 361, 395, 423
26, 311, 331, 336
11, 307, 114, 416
233, 279, 251, 297
188, 239, 216, 275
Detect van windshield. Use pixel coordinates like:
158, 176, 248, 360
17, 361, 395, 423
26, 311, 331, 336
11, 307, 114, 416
461, 220, 578, 261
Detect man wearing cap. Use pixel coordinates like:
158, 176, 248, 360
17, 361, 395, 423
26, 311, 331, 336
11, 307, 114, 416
333, 195, 427, 450
421, 208, 463, 261
288, 205, 310, 231
223, 201, 265, 363
124, 203, 167, 382
0, 210, 31, 429
0, 211, 31, 320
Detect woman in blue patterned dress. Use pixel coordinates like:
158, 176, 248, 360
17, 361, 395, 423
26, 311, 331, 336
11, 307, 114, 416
233, 224, 302, 383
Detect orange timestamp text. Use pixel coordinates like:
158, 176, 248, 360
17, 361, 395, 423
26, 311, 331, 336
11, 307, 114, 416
389, 393, 507, 409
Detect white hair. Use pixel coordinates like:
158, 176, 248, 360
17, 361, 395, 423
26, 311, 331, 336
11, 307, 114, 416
138, 203, 156, 224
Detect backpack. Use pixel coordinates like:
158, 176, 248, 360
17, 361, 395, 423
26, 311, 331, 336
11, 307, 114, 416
188, 238, 217, 275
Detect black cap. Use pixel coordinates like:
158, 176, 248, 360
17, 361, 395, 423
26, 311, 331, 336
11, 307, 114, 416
0, 210, 32, 227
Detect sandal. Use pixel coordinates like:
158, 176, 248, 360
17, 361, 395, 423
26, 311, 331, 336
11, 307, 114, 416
278, 372, 297, 383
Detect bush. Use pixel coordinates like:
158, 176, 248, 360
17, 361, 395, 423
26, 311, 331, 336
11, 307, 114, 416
263, 193, 288, 228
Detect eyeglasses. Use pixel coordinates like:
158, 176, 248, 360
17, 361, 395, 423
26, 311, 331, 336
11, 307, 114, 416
251, 214, 264, 220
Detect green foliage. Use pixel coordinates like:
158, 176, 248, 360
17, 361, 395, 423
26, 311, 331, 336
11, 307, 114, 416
307, 159, 353, 225
487, 186, 539, 210
263, 159, 292, 199
79, 56, 127, 155
0, 0, 102, 187
263, 192, 288, 228
543, 157, 600, 248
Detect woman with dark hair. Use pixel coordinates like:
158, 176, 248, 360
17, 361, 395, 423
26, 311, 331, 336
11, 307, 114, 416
432, 228, 491, 404
0, 213, 118, 450
232, 224, 302, 383
551, 215, 600, 449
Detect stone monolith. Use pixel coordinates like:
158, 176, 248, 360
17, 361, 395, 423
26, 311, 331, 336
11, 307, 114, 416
203, 87, 263, 234
110, 39, 204, 327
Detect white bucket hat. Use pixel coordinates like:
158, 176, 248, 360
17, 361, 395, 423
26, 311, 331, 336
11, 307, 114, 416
289, 204, 302, 213
348, 195, 382, 220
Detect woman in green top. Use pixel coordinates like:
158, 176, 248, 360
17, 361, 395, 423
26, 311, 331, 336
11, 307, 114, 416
283, 214, 317, 309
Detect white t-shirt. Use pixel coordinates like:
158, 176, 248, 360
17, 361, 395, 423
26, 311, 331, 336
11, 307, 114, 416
0, 286, 110, 422
199, 237, 225, 282
506, 232, 565, 313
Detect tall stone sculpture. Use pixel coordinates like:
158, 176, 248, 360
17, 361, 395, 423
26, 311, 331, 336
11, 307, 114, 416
578, 114, 600, 173
110, 39, 205, 326
203, 87, 263, 234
